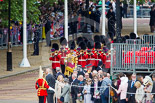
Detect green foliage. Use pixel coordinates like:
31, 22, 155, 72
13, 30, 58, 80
130, 0, 155, 5
0, 0, 41, 27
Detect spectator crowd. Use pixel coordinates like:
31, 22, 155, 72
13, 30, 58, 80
38, 67, 155, 103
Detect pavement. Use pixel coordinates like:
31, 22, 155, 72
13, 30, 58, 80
0, 18, 153, 80
0, 41, 54, 79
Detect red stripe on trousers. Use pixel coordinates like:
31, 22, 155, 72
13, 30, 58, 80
44, 96, 46, 103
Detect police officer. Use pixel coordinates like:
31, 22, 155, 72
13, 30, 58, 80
95, 6, 101, 32
32, 25, 40, 56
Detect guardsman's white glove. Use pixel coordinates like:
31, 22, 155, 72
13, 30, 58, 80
48, 87, 55, 92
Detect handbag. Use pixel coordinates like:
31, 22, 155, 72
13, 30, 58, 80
60, 96, 64, 102
60, 87, 70, 102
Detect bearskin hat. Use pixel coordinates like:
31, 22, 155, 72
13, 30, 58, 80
100, 35, 106, 45
122, 36, 126, 43
108, 32, 114, 40
60, 37, 67, 46
83, 37, 88, 44
79, 42, 86, 50
130, 32, 136, 39
77, 37, 83, 45
87, 40, 94, 49
69, 40, 75, 50
94, 35, 101, 42
95, 42, 101, 49
52, 43, 59, 50
124, 35, 130, 40
113, 38, 117, 43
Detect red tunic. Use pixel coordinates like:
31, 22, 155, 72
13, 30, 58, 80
105, 54, 111, 69
77, 54, 88, 68
35, 78, 49, 96
101, 53, 107, 65
59, 48, 69, 65
49, 54, 61, 69
87, 54, 95, 66
94, 52, 103, 67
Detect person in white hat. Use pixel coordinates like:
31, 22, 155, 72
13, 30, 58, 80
143, 76, 153, 103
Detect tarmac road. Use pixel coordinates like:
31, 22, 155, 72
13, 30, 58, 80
0, 71, 39, 103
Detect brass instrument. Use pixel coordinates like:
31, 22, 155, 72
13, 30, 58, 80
51, 50, 60, 57
87, 49, 91, 55
60, 47, 67, 53
80, 50, 85, 55
95, 49, 103, 55
101, 44, 104, 49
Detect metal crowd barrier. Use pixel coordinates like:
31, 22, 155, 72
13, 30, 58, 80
127, 8, 151, 18
140, 35, 155, 44
0, 25, 63, 49
111, 43, 155, 75
102, 7, 151, 18
126, 39, 142, 44
126, 35, 155, 44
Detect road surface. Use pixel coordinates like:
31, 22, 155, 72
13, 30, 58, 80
0, 71, 39, 103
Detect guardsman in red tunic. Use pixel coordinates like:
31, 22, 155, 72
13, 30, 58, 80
86, 40, 95, 69
103, 47, 111, 72
77, 42, 88, 68
94, 42, 103, 69
49, 43, 61, 75
59, 37, 68, 74
35, 66, 55, 103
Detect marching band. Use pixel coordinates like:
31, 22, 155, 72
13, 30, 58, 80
49, 35, 111, 76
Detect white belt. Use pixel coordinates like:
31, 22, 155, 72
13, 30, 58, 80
95, 59, 101, 61
52, 61, 60, 63
79, 59, 86, 61
61, 57, 67, 58
106, 60, 111, 62
87, 59, 95, 60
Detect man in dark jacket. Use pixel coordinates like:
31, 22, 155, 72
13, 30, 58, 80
106, 7, 116, 37
95, 6, 101, 32
76, 75, 85, 103
126, 73, 137, 103
45, 16, 51, 46
45, 68, 55, 103
71, 73, 79, 103
32, 25, 40, 56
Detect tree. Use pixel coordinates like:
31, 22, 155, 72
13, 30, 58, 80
0, 0, 41, 27
129, 0, 155, 5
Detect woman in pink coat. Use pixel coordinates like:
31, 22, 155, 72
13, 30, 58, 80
114, 76, 128, 103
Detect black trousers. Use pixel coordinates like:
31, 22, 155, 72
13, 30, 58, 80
47, 93, 54, 103
94, 98, 101, 103
72, 98, 76, 103
33, 42, 39, 55
127, 96, 136, 103
61, 64, 65, 74
52, 69, 57, 76
39, 96, 46, 103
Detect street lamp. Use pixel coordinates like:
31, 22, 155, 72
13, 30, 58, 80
7, 0, 12, 71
